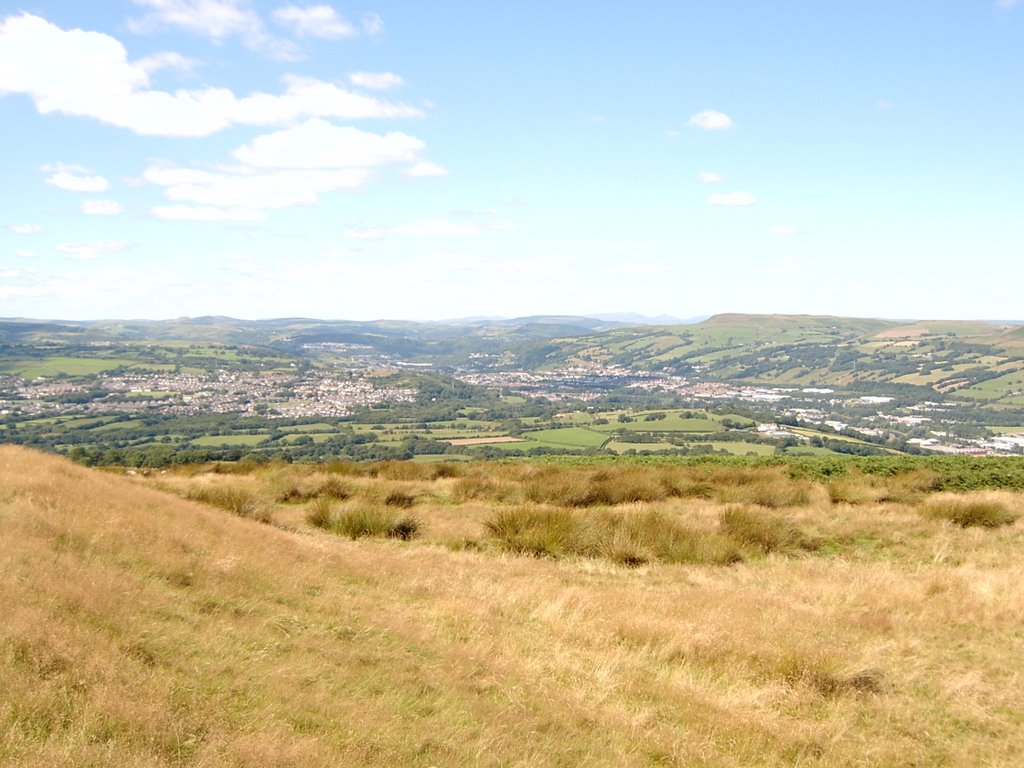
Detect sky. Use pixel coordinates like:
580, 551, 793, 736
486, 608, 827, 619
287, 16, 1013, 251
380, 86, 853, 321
1, 1, 1022, 322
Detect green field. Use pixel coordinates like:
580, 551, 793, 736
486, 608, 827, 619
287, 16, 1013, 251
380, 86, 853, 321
520, 427, 610, 449
0, 356, 137, 377
190, 434, 268, 447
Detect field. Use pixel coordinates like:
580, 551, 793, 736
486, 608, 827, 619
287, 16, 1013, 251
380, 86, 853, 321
3, 447, 1024, 766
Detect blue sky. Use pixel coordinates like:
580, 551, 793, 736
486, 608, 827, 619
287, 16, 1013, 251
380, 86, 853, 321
2, 1, 1022, 321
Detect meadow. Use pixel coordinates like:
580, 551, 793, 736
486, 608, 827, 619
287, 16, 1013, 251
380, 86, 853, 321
3, 447, 1024, 766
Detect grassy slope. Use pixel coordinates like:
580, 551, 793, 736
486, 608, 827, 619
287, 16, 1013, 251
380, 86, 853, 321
3, 448, 1024, 766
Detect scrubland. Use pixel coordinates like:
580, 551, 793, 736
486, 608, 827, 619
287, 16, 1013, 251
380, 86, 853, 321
2, 446, 1024, 766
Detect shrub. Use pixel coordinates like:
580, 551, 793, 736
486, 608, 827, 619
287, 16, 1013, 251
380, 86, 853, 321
921, 498, 1018, 528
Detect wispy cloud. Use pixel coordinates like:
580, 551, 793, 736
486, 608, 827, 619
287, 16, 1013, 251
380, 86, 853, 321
129, 0, 299, 60
349, 71, 404, 90
709, 191, 756, 206
82, 199, 124, 216
272, 5, 357, 39
152, 205, 264, 221
54, 240, 134, 259
361, 12, 383, 36
405, 161, 448, 178
699, 171, 724, 184
43, 163, 110, 193
8, 223, 43, 234
768, 224, 799, 235
233, 118, 424, 169
344, 219, 512, 239
688, 109, 733, 131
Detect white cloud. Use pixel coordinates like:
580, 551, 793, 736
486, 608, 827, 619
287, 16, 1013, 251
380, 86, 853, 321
272, 5, 356, 39
769, 224, 799, 236
54, 240, 134, 259
405, 161, 448, 178
997, 0, 1019, 8
129, 0, 299, 59
136, 51, 198, 75
688, 109, 733, 131
233, 118, 424, 169
344, 219, 511, 239
151, 204, 265, 221
0, 15, 421, 137
349, 71, 404, 90
16, 249, 35, 258
45, 169, 110, 193
699, 171, 724, 183
709, 191, 757, 207
8, 223, 43, 234
361, 12, 384, 36
144, 165, 369, 209
82, 199, 125, 216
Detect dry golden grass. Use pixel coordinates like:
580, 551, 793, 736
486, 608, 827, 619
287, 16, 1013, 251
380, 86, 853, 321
3, 447, 1024, 766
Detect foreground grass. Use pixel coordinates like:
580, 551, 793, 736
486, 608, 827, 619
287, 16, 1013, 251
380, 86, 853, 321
2, 447, 1024, 766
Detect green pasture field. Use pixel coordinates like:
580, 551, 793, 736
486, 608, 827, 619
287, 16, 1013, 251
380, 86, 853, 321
42, 416, 118, 428
958, 370, 1024, 400
278, 423, 336, 433
591, 410, 748, 433
988, 426, 1024, 434
520, 427, 610, 449
893, 364, 977, 386
190, 434, 268, 447
604, 440, 675, 453
278, 433, 337, 444
89, 419, 147, 433
0, 356, 136, 377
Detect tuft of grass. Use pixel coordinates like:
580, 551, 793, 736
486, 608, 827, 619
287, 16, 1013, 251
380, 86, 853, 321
720, 506, 816, 554
921, 497, 1018, 528
305, 497, 335, 529
315, 476, 353, 500
484, 507, 579, 558
385, 490, 416, 508
186, 485, 273, 523
483, 507, 742, 566
311, 503, 422, 541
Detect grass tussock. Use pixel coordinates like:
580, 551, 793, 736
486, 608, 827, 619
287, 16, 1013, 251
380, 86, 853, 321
307, 500, 421, 540
185, 485, 273, 523
719, 506, 817, 555
484, 506, 742, 566
274, 475, 353, 503
921, 496, 1018, 528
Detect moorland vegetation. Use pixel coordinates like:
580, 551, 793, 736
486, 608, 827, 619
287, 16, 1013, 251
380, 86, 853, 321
3, 446, 1024, 766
